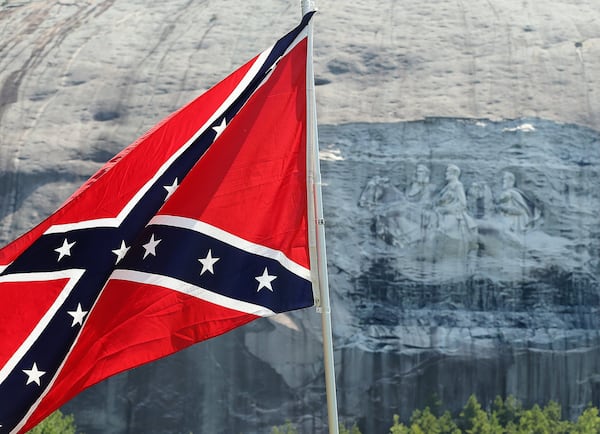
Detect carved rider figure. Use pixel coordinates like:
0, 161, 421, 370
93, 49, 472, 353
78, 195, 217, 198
496, 171, 537, 232
405, 164, 436, 204
433, 164, 477, 242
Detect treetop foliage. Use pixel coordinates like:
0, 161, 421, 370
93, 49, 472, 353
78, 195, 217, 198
272, 394, 600, 434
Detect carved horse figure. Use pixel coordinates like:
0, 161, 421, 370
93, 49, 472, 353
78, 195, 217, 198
358, 176, 404, 209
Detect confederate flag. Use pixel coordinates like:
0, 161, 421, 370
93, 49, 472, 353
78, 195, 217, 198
0, 13, 316, 433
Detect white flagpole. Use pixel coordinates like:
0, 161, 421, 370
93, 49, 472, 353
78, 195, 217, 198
301, 2, 340, 433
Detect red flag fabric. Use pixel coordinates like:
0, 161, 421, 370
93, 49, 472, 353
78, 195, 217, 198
0, 13, 315, 433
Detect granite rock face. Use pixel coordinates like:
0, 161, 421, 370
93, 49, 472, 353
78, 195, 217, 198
2, 1, 600, 433
319, 117, 600, 430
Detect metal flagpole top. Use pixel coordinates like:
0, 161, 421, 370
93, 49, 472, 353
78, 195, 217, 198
301, 0, 317, 15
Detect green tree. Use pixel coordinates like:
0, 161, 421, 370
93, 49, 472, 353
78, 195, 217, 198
458, 394, 487, 432
516, 404, 551, 434
425, 393, 444, 417
26, 410, 77, 434
389, 414, 410, 434
271, 421, 297, 434
437, 411, 461, 434
487, 413, 504, 434
410, 407, 441, 434
573, 406, 600, 433
491, 395, 522, 427
278, 397, 600, 434
513, 402, 574, 434
542, 400, 573, 433
339, 422, 362, 434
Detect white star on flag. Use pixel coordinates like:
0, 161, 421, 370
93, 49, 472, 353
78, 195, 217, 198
67, 303, 88, 327
212, 118, 227, 138
198, 249, 220, 275
255, 267, 277, 292
23, 363, 46, 386
112, 240, 130, 264
54, 238, 75, 262
163, 178, 179, 201
142, 234, 161, 259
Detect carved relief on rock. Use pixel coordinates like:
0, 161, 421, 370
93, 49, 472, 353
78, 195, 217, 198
496, 171, 541, 232
359, 164, 434, 248
359, 163, 543, 261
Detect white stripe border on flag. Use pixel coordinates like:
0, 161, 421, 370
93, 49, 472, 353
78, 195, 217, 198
0, 269, 85, 385
110, 269, 276, 317
148, 215, 311, 281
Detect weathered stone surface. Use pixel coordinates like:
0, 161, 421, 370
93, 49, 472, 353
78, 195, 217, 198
319, 118, 600, 427
2, 1, 600, 433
